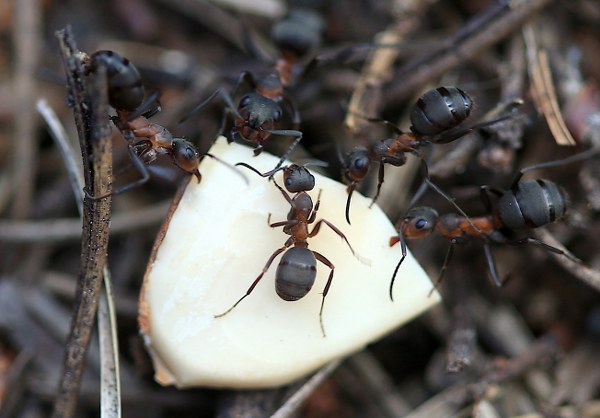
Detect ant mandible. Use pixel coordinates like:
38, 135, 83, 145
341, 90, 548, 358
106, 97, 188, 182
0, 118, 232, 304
342, 86, 518, 224
388, 146, 600, 301
214, 163, 362, 337
85, 50, 243, 195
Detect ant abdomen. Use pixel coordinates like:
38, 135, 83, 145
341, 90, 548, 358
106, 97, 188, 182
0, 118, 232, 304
271, 9, 324, 59
410, 86, 473, 137
498, 179, 567, 229
275, 247, 318, 301
88, 50, 144, 111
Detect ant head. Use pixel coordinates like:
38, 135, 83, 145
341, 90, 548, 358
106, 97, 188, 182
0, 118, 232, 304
171, 139, 201, 181
238, 93, 283, 129
343, 147, 371, 183
401, 207, 438, 239
283, 164, 315, 193
271, 9, 324, 59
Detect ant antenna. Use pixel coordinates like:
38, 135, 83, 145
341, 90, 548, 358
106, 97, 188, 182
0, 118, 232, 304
202, 153, 249, 185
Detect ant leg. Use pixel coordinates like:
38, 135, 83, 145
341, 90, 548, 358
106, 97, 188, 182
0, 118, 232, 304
313, 251, 335, 338
252, 145, 264, 156
479, 185, 505, 212
308, 189, 323, 223
369, 162, 385, 208
266, 213, 296, 229
270, 178, 295, 207
428, 242, 455, 297
302, 42, 391, 80
483, 240, 503, 287
262, 130, 303, 172
231, 71, 256, 98
270, 218, 293, 228
238, 20, 272, 63
502, 236, 581, 263
512, 146, 600, 188
235, 161, 290, 184
309, 219, 369, 265
345, 183, 357, 225
419, 159, 481, 234
365, 117, 404, 136
434, 113, 517, 144
86, 145, 151, 199
389, 223, 409, 302
278, 94, 301, 129
214, 243, 290, 318
407, 180, 429, 209
127, 91, 162, 121
180, 88, 243, 125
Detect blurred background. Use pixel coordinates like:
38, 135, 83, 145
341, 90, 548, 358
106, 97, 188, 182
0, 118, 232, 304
1, 0, 600, 416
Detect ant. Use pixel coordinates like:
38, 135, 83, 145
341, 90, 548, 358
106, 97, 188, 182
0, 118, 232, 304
387, 146, 600, 301
257, 7, 325, 87
214, 163, 363, 337
342, 86, 519, 224
181, 70, 304, 164
85, 50, 243, 195
181, 8, 327, 162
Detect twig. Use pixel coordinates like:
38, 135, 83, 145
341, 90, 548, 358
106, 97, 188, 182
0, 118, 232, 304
447, 304, 476, 373
383, 0, 553, 107
344, 0, 433, 135
98, 272, 121, 418
0, 201, 171, 243
37, 98, 122, 418
345, 352, 411, 416
52, 27, 114, 418
534, 228, 600, 293
36, 99, 84, 203
271, 360, 342, 418
403, 333, 559, 418
11, 0, 41, 218
523, 24, 576, 146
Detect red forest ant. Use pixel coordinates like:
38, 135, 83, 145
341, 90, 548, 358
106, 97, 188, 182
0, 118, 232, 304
388, 146, 600, 301
214, 163, 363, 337
342, 86, 519, 224
85, 50, 244, 195
181, 8, 327, 164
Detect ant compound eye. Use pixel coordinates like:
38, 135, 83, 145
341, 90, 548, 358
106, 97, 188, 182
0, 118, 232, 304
354, 156, 369, 170
239, 95, 252, 108
415, 219, 428, 230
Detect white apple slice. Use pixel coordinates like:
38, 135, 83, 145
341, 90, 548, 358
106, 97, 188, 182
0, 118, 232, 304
139, 137, 440, 389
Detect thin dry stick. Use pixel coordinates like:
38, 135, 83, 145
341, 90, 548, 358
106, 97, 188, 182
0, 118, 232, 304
534, 228, 600, 293
523, 24, 577, 146
383, 0, 553, 107
344, 0, 432, 135
11, 0, 41, 218
98, 273, 121, 418
0, 201, 171, 243
271, 360, 342, 418
403, 333, 559, 418
37, 99, 121, 418
52, 28, 114, 418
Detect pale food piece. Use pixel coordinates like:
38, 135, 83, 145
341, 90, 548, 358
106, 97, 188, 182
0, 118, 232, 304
139, 137, 440, 389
